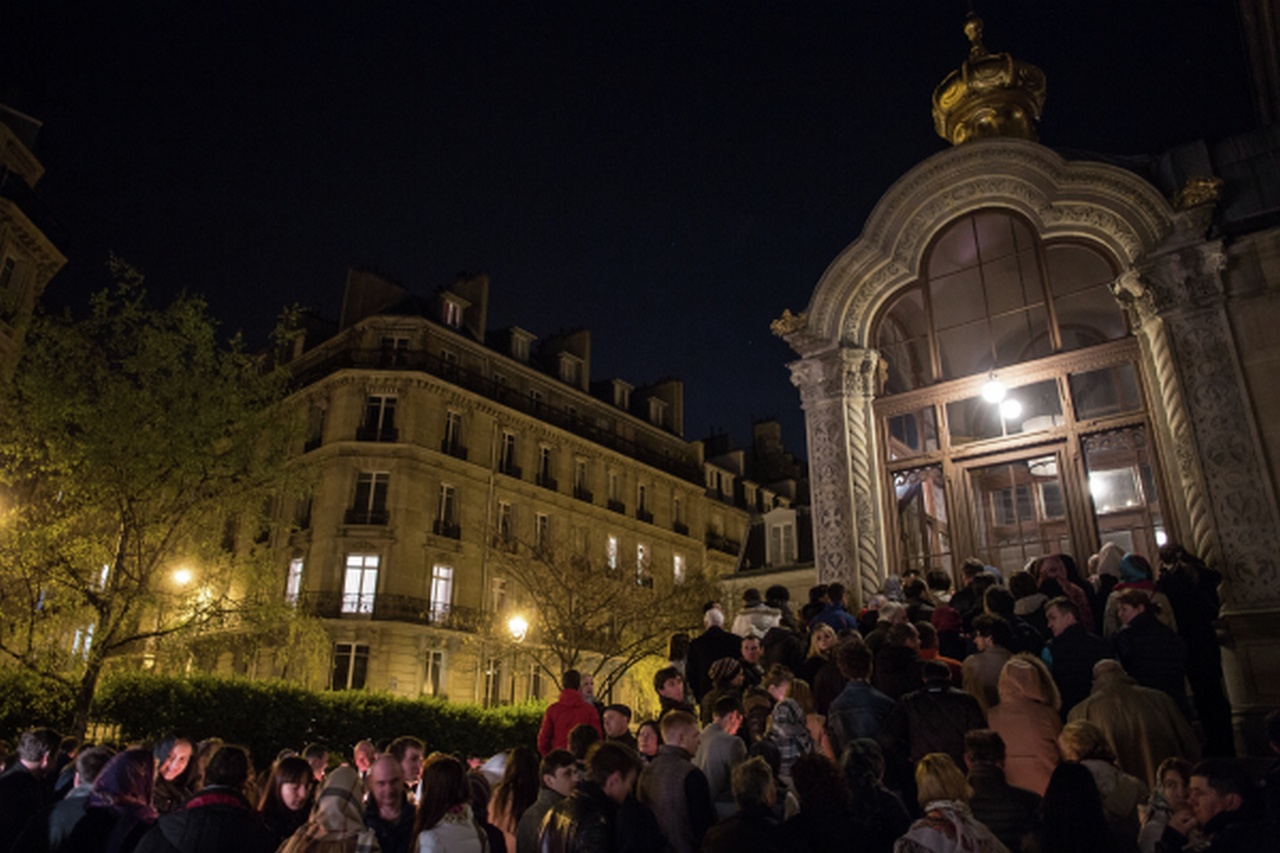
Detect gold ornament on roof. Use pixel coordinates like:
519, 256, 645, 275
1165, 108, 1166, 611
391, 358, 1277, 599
932, 13, 1046, 145
770, 309, 807, 337
1172, 176, 1224, 210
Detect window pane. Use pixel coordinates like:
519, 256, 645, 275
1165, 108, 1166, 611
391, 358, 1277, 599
878, 288, 928, 343
969, 456, 1067, 576
1070, 363, 1142, 419
880, 337, 931, 393
983, 251, 1041, 314
930, 267, 985, 329
1054, 285, 1128, 351
938, 320, 992, 380
1046, 244, 1115, 297
973, 211, 1019, 262
946, 396, 1003, 445
885, 406, 939, 460
1000, 378, 1064, 436
928, 219, 979, 277
892, 466, 951, 575
991, 306, 1051, 368
1083, 427, 1164, 560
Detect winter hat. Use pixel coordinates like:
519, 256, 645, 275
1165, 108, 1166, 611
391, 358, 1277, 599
742, 588, 762, 605
708, 657, 743, 685
1120, 553, 1152, 582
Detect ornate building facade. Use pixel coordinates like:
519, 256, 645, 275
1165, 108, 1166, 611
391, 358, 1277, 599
273, 269, 750, 706
777, 15, 1280, 747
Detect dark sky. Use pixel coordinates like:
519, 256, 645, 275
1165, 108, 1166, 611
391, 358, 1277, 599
1, 2, 1257, 456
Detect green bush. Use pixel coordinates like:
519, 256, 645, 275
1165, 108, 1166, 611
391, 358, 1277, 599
0, 670, 76, 741
93, 671, 545, 766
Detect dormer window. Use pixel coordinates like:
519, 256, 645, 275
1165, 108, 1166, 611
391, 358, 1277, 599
648, 397, 667, 428
442, 298, 464, 329
509, 328, 536, 363
558, 353, 582, 387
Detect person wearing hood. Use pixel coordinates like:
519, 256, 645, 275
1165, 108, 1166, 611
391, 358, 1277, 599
1067, 660, 1200, 789
134, 744, 274, 853
1138, 757, 1193, 853
1100, 554, 1176, 640
730, 588, 782, 639
986, 655, 1061, 795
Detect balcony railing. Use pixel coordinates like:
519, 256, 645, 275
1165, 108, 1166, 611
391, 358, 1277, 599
344, 508, 389, 526
499, 461, 523, 479
440, 439, 468, 460
536, 474, 558, 492
673, 521, 689, 536
297, 592, 489, 633
705, 533, 741, 555
573, 486, 593, 503
289, 348, 705, 484
433, 519, 462, 540
355, 426, 398, 443
607, 499, 626, 514
636, 508, 653, 524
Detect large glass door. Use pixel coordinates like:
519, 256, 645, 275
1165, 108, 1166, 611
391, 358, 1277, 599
964, 449, 1073, 577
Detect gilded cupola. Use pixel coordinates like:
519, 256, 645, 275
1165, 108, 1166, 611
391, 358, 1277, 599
932, 13, 1046, 145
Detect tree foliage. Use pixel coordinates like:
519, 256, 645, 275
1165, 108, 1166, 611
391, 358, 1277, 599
490, 534, 720, 698
0, 260, 314, 734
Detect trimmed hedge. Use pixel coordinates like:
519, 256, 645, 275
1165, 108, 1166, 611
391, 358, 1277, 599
94, 672, 546, 765
3, 670, 544, 767
0, 670, 76, 741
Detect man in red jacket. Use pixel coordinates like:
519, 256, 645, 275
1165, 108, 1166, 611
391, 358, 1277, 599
538, 669, 603, 756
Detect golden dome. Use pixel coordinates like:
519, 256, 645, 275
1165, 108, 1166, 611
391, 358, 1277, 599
932, 14, 1046, 145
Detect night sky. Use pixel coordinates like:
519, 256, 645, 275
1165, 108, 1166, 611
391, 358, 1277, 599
1, 2, 1257, 456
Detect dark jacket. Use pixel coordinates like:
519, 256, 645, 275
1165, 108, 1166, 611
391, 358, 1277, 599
10, 784, 91, 853
133, 788, 274, 853
872, 645, 923, 701
686, 627, 744, 702
1113, 610, 1190, 715
60, 805, 155, 853
888, 677, 986, 767
966, 763, 1040, 853
826, 680, 896, 756
518, 788, 565, 853
0, 763, 52, 845
700, 804, 787, 853
151, 776, 191, 815
809, 603, 858, 635
637, 745, 714, 853
540, 780, 616, 853
1156, 803, 1276, 852
614, 796, 664, 853
782, 809, 868, 853
760, 626, 806, 675
1043, 622, 1111, 715
364, 792, 416, 853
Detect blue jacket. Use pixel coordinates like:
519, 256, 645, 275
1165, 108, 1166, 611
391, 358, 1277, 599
810, 602, 859, 634
826, 680, 895, 754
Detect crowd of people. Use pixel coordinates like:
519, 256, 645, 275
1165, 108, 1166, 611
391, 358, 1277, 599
1, 543, 1278, 852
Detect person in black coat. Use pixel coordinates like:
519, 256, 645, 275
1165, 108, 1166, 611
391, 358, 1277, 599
888, 660, 987, 770
685, 608, 744, 705
540, 743, 641, 853
1112, 589, 1192, 718
963, 729, 1040, 853
61, 749, 158, 853
783, 752, 865, 853
0, 729, 60, 845
700, 757, 788, 853
1042, 596, 1111, 717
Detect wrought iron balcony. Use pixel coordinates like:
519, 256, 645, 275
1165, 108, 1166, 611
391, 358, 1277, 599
297, 592, 489, 632
636, 508, 653, 524
499, 461, 522, 479
607, 499, 626, 514
573, 486, 593, 503
440, 439, 468, 460
536, 474, 558, 492
344, 508, 389, 526
433, 519, 462, 539
705, 533, 741, 554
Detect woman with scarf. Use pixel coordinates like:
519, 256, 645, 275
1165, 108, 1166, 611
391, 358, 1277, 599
279, 766, 380, 853
892, 753, 1008, 853
1100, 553, 1177, 640
764, 697, 814, 787
414, 754, 488, 852
61, 749, 158, 853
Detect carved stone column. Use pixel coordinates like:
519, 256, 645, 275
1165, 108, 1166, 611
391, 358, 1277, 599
789, 346, 883, 607
1120, 243, 1280, 750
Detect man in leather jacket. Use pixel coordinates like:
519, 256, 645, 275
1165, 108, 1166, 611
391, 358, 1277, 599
539, 743, 642, 853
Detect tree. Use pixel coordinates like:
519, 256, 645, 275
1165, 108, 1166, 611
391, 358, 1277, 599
489, 533, 720, 699
0, 260, 315, 735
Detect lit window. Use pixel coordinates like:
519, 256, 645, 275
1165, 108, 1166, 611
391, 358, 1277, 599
342, 554, 379, 614
285, 557, 304, 605
443, 299, 463, 328
430, 565, 454, 620
607, 535, 619, 570
673, 554, 686, 585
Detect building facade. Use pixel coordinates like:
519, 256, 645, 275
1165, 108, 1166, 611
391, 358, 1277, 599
274, 269, 750, 706
0, 103, 65, 384
777, 15, 1280, 747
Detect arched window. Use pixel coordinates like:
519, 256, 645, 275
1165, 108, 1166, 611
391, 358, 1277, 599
875, 211, 1126, 394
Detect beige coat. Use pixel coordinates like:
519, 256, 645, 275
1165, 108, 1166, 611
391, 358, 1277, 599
987, 656, 1061, 796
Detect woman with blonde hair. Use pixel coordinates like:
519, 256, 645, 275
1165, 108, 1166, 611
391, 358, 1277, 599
893, 753, 1008, 852
1057, 720, 1146, 850
986, 654, 1061, 795
797, 623, 837, 685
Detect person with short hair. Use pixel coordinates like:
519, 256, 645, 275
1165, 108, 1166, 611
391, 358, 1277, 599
889, 660, 986, 770
13, 744, 116, 852
364, 754, 415, 853
1156, 759, 1269, 852
693, 695, 747, 814
600, 705, 636, 751
352, 740, 377, 779
539, 742, 643, 853
652, 666, 695, 721
1112, 590, 1192, 718
685, 606, 744, 704
537, 670, 603, 757
135, 744, 274, 853
962, 614, 1014, 714
963, 730, 1040, 853
637, 712, 714, 853
390, 736, 427, 802
301, 743, 329, 782
893, 753, 1007, 852
515, 750, 576, 853
809, 582, 859, 634
826, 638, 895, 756
700, 757, 787, 853
0, 728, 61, 841
1040, 595, 1111, 716
151, 737, 195, 815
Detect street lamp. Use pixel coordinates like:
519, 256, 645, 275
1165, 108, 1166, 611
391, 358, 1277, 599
172, 567, 194, 587
507, 614, 529, 643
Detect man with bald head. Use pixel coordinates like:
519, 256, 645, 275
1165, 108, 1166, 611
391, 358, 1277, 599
364, 754, 415, 853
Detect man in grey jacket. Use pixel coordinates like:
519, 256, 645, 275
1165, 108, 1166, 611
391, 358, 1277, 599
517, 749, 576, 853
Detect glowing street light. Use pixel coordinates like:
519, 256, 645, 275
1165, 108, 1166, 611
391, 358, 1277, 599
172, 567, 194, 587
507, 614, 529, 643
981, 376, 1007, 403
